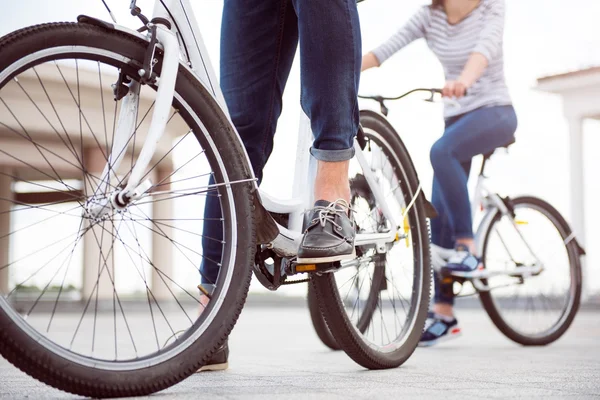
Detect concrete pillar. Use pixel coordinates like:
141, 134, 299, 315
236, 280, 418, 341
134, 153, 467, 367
567, 116, 588, 297
0, 168, 12, 294
151, 165, 174, 300
567, 117, 585, 247
82, 148, 114, 300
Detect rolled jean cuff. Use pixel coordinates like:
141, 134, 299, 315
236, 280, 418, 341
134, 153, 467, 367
310, 147, 355, 162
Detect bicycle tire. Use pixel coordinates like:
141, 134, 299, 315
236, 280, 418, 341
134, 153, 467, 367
311, 110, 431, 369
307, 283, 339, 350
307, 262, 385, 351
0, 22, 256, 398
479, 196, 582, 346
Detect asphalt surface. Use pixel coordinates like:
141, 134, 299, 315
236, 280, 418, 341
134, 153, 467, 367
1, 294, 599, 399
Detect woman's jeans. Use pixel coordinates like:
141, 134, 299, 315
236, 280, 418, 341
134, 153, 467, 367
200, 0, 362, 285
431, 105, 518, 305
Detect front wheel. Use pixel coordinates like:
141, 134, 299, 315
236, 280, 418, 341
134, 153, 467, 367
479, 196, 582, 346
0, 23, 256, 397
311, 111, 431, 369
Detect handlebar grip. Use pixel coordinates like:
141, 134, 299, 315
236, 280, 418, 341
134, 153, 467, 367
433, 88, 468, 96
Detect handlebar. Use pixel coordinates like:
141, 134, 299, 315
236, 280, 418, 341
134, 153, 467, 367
358, 88, 442, 103
358, 88, 468, 117
358, 88, 443, 117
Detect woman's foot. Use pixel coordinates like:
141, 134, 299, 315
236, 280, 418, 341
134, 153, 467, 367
419, 312, 462, 347
440, 243, 482, 277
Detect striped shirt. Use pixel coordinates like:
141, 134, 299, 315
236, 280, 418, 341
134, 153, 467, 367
372, 0, 512, 118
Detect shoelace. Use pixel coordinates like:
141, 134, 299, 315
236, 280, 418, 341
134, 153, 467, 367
311, 199, 352, 231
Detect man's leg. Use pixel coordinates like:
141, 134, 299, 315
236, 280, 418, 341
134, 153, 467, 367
291, 0, 362, 263
198, 0, 299, 371
200, 0, 299, 287
293, 0, 361, 201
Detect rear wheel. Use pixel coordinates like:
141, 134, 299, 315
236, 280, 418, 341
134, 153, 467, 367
479, 196, 582, 345
311, 111, 431, 369
0, 23, 255, 397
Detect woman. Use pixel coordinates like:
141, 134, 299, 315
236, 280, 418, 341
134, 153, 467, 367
362, 0, 517, 346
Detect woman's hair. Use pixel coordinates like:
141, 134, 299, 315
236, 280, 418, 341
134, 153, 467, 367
431, 0, 444, 8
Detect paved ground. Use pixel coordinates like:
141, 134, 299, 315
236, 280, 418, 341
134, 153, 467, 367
1, 294, 599, 399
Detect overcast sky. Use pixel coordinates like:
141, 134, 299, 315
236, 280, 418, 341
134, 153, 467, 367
2, 0, 599, 293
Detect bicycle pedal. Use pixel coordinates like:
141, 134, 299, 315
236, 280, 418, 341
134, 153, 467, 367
294, 261, 341, 274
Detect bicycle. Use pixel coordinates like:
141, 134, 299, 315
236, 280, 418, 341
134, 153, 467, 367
310, 90, 585, 350
0, 1, 431, 397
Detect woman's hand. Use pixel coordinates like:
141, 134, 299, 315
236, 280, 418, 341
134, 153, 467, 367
361, 52, 381, 72
442, 80, 468, 98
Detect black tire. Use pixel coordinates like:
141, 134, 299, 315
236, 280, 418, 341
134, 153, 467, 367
479, 196, 582, 346
307, 283, 339, 350
307, 261, 385, 351
0, 23, 256, 397
311, 110, 431, 369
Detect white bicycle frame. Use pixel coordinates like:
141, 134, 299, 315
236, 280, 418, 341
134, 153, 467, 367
89, 0, 412, 257
432, 152, 545, 291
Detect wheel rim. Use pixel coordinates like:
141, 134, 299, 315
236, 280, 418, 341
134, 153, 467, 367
0, 47, 240, 369
483, 202, 578, 338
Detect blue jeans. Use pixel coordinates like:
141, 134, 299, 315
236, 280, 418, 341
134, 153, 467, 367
431, 105, 518, 305
200, 0, 362, 284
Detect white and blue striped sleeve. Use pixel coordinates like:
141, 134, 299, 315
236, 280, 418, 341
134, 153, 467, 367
371, 6, 429, 65
472, 0, 505, 62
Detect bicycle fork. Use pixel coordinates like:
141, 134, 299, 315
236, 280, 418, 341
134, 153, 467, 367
85, 23, 180, 220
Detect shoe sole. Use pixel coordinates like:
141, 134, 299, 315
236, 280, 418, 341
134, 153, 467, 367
296, 248, 356, 265
196, 362, 228, 372
418, 326, 462, 347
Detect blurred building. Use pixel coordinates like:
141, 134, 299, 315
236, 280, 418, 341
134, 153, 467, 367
537, 66, 600, 296
0, 64, 183, 300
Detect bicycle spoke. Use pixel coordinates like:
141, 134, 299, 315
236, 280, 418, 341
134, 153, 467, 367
0, 170, 84, 204
6, 228, 89, 299
2, 226, 90, 275
120, 212, 198, 314
127, 216, 162, 351
101, 217, 200, 306
108, 219, 171, 349
47, 217, 86, 332
0, 203, 81, 241
91, 219, 106, 354
0, 194, 84, 219
133, 177, 256, 207
32, 67, 83, 166
25, 224, 88, 317
71, 219, 138, 357
125, 207, 219, 284
0, 113, 76, 193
